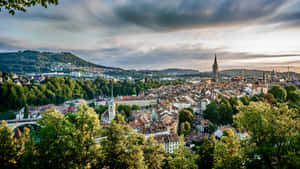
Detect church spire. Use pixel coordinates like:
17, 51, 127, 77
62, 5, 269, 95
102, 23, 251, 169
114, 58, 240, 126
214, 53, 217, 64
111, 81, 114, 101
212, 53, 219, 82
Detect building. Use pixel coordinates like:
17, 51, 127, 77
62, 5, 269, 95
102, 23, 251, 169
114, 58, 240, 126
212, 54, 219, 82
154, 134, 179, 153
101, 86, 116, 124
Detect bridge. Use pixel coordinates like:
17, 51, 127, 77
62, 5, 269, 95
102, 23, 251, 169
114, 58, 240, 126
1, 118, 105, 143
1, 119, 39, 130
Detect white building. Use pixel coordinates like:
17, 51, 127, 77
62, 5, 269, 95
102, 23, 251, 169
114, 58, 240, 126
101, 88, 116, 124
154, 134, 179, 153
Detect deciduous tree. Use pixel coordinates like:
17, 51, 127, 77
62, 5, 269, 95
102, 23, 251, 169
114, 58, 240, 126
0, 0, 59, 15
234, 102, 300, 168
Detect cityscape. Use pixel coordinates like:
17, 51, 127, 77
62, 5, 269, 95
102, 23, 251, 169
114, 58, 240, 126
0, 1, 300, 169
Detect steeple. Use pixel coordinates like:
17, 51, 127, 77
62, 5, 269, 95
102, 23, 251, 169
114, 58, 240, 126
214, 53, 217, 65
111, 82, 114, 101
108, 81, 115, 122
212, 53, 219, 82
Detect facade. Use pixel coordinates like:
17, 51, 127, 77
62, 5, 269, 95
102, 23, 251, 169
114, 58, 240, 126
108, 96, 116, 122
101, 86, 116, 124
212, 54, 219, 82
100, 98, 116, 124
154, 134, 179, 153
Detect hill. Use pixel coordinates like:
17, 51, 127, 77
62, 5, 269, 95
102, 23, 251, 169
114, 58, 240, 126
0, 50, 120, 73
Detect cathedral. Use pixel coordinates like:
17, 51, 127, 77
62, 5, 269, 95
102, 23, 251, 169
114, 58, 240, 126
212, 54, 219, 82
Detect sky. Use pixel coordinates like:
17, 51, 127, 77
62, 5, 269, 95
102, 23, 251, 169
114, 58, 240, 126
1, 0, 300, 72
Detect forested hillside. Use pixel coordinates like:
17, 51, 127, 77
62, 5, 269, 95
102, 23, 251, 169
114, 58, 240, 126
0, 50, 117, 73
0, 77, 184, 111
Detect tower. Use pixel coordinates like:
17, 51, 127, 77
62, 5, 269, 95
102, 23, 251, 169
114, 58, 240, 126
212, 54, 219, 82
108, 82, 116, 122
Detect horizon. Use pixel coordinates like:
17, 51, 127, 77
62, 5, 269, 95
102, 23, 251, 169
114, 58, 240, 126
1, 0, 300, 72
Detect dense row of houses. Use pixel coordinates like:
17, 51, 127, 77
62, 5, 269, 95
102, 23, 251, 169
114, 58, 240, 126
13, 74, 299, 153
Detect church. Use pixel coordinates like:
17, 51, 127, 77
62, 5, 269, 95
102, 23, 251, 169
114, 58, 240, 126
212, 54, 220, 82
101, 88, 116, 124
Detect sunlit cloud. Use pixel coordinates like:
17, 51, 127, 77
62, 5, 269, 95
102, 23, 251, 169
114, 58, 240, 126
0, 0, 300, 72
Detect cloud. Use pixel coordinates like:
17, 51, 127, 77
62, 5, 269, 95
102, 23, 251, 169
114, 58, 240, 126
110, 0, 285, 31
0, 37, 27, 51
1, 0, 300, 72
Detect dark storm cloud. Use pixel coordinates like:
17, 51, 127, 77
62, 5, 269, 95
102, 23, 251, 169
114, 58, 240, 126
271, 11, 300, 28
0, 0, 291, 33
111, 0, 285, 30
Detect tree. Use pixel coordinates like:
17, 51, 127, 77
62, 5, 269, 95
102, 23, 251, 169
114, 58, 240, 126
260, 93, 275, 104
240, 96, 250, 105
234, 102, 300, 168
285, 85, 300, 104
72, 104, 102, 168
32, 104, 101, 169
24, 104, 29, 119
0, 0, 59, 15
179, 109, 193, 124
179, 121, 192, 136
204, 101, 220, 124
268, 85, 287, 102
100, 114, 146, 169
117, 104, 132, 118
95, 105, 108, 115
33, 109, 77, 169
213, 129, 244, 169
196, 136, 216, 169
131, 104, 140, 111
143, 136, 165, 169
218, 99, 233, 125
0, 120, 29, 169
167, 135, 198, 169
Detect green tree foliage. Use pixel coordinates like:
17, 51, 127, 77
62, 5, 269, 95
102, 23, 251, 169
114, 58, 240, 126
167, 135, 198, 169
180, 121, 192, 136
234, 101, 300, 169
131, 104, 141, 111
179, 108, 193, 124
0, 0, 58, 15
24, 104, 29, 118
0, 77, 183, 112
218, 99, 233, 124
260, 93, 275, 104
117, 104, 132, 118
0, 121, 29, 169
240, 96, 250, 105
72, 105, 102, 168
116, 104, 141, 119
25, 104, 101, 169
204, 98, 237, 125
268, 85, 287, 102
213, 129, 244, 169
285, 85, 300, 105
204, 101, 219, 124
143, 136, 166, 169
195, 136, 216, 169
95, 105, 108, 115
100, 114, 146, 169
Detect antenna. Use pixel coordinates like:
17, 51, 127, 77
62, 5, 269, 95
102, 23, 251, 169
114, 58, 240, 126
111, 80, 114, 99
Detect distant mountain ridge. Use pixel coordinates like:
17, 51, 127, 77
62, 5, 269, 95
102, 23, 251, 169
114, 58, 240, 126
139, 68, 199, 75
1, 50, 299, 79
0, 50, 120, 73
